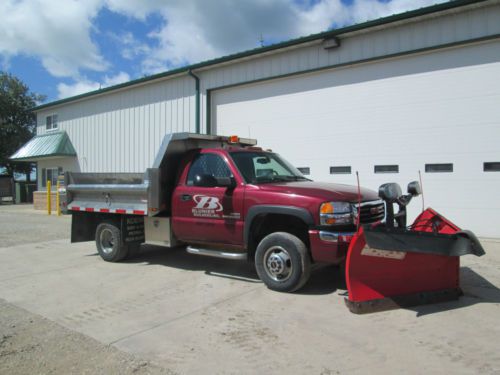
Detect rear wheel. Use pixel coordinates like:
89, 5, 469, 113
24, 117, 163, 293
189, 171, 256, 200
95, 222, 129, 262
255, 232, 311, 292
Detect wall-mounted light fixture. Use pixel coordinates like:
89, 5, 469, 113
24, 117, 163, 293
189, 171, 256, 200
322, 36, 341, 50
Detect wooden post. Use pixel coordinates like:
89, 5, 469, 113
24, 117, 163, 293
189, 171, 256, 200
47, 180, 51, 215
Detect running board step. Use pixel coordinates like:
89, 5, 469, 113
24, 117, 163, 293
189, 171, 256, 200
186, 246, 246, 260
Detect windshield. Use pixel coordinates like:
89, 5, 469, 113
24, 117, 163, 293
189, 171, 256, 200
230, 151, 309, 184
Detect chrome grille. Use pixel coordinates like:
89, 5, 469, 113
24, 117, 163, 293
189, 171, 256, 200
352, 200, 385, 224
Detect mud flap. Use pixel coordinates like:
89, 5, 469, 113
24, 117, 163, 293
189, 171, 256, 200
121, 216, 145, 245
345, 208, 485, 314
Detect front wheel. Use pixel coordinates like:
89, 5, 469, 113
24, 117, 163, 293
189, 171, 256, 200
255, 232, 311, 292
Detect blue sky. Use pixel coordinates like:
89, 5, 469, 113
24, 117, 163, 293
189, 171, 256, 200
0, 0, 445, 103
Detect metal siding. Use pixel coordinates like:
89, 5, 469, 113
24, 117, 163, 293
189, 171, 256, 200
199, 4, 500, 92
10, 132, 76, 160
212, 39, 500, 237
36, 157, 81, 191
34, 76, 194, 173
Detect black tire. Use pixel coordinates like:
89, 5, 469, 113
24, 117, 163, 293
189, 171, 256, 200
255, 232, 311, 292
95, 222, 129, 262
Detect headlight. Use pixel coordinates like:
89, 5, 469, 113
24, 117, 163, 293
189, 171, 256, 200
320, 201, 353, 225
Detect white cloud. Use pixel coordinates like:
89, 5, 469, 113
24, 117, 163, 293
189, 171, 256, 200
104, 0, 166, 21
57, 81, 100, 100
108, 0, 446, 74
57, 71, 130, 99
102, 71, 131, 86
0, 0, 108, 78
337, 0, 446, 26
108, 31, 151, 60
0, 0, 447, 91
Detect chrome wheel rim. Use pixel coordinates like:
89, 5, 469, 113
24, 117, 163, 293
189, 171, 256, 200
99, 228, 114, 255
263, 246, 292, 282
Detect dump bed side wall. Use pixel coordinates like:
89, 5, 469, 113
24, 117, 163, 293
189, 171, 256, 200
65, 133, 258, 216
66, 171, 149, 215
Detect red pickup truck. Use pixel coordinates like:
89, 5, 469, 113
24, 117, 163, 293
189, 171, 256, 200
67, 133, 384, 292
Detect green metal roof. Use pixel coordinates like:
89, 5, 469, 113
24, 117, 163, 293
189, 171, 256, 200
10, 131, 77, 161
33, 0, 490, 112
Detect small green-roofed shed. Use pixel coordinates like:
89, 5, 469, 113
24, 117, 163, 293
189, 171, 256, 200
10, 131, 77, 162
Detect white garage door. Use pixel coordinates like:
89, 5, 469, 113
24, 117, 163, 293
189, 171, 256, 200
212, 40, 500, 237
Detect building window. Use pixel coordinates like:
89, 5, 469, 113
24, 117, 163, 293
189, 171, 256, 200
425, 163, 453, 173
374, 165, 399, 174
41, 167, 63, 188
484, 162, 500, 172
330, 166, 351, 174
297, 167, 310, 175
46, 114, 58, 131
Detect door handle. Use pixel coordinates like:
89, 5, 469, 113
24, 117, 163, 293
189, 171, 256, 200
181, 194, 192, 201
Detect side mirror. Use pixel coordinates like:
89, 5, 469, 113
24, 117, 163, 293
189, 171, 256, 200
194, 174, 218, 187
378, 183, 402, 203
215, 176, 236, 188
194, 174, 236, 188
407, 181, 422, 196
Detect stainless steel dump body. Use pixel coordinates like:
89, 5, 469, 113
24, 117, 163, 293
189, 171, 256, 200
65, 133, 257, 216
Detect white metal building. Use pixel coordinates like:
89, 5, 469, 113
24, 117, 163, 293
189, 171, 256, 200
11, 0, 500, 237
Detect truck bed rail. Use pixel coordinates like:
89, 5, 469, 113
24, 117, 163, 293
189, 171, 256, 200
65, 132, 257, 216
66, 172, 151, 215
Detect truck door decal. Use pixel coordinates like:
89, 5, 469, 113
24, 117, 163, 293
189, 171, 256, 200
192, 195, 223, 217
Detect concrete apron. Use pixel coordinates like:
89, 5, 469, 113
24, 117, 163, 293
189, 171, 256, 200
0, 239, 499, 374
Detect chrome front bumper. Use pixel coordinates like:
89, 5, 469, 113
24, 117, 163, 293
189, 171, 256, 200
319, 230, 356, 243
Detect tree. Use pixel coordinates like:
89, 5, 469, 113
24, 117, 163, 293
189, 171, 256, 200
0, 72, 45, 180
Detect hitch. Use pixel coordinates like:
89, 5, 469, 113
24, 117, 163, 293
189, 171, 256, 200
345, 181, 485, 314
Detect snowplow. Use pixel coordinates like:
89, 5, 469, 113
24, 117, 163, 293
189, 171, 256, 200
345, 181, 485, 314
65, 132, 485, 313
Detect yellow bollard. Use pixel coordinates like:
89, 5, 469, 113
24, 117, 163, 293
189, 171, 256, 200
56, 180, 61, 216
47, 180, 51, 215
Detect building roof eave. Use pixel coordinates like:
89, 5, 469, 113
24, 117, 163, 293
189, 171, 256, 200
10, 131, 77, 161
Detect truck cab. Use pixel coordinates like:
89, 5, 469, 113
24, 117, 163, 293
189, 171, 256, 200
67, 133, 384, 292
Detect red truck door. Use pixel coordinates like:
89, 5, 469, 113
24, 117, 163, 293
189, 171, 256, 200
172, 150, 245, 246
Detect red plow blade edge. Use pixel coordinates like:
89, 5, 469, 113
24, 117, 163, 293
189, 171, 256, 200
345, 208, 485, 314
